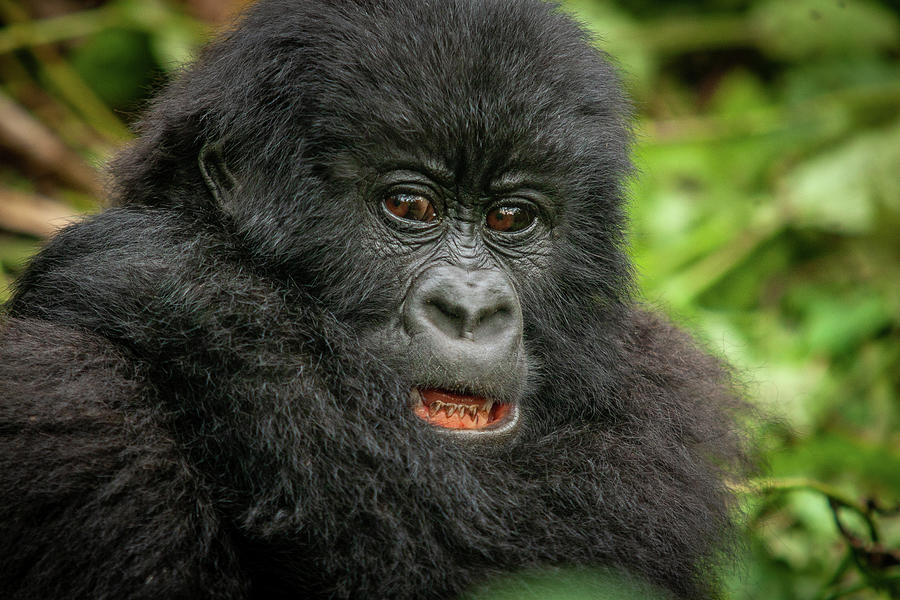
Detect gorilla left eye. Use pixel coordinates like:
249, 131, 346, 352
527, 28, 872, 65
486, 206, 535, 233
384, 193, 436, 223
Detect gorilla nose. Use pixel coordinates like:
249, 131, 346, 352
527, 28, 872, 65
404, 266, 522, 346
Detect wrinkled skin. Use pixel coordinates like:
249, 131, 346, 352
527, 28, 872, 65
0, 1, 753, 599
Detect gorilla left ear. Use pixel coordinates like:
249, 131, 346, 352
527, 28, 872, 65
199, 143, 238, 209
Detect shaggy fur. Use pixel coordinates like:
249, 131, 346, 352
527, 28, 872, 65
0, 1, 751, 599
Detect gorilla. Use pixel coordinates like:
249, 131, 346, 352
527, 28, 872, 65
0, 1, 752, 598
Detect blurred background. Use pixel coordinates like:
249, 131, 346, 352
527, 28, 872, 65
0, 0, 897, 598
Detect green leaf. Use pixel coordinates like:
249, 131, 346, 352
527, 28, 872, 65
709, 70, 769, 117
805, 294, 893, 357
771, 434, 900, 496
149, 20, 202, 72
782, 119, 900, 234
752, 0, 900, 61
0, 235, 40, 275
462, 567, 669, 600
70, 27, 156, 109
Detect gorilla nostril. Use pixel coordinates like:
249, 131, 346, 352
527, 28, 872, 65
426, 297, 460, 319
422, 297, 464, 336
473, 306, 512, 337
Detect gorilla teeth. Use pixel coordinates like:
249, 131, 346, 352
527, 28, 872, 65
441, 402, 488, 420
420, 394, 499, 422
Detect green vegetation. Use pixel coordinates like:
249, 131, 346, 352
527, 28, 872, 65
1, 0, 897, 597
568, 1, 900, 597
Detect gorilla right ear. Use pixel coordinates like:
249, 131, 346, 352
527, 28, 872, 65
199, 143, 238, 210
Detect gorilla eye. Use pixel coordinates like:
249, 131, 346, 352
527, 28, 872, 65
384, 193, 436, 223
485, 206, 535, 233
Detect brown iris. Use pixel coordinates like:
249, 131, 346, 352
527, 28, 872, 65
486, 205, 535, 232
384, 193, 436, 223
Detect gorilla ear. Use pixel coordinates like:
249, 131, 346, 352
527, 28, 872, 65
199, 143, 238, 209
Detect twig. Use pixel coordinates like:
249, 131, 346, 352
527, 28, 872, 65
613, 15, 753, 55
0, 188, 82, 238
0, 90, 101, 195
822, 575, 900, 600
0, 6, 117, 54
747, 477, 879, 538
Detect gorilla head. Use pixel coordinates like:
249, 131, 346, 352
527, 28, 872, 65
1, 1, 752, 599
119, 0, 633, 443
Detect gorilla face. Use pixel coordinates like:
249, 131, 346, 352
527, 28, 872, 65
206, 148, 551, 444
356, 164, 545, 441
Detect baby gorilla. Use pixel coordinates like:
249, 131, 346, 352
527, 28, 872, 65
0, 1, 752, 599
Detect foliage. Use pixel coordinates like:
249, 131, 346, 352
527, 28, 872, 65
0, 0, 898, 598
567, 1, 900, 597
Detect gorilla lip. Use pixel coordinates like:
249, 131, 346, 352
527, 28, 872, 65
412, 388, 514, 431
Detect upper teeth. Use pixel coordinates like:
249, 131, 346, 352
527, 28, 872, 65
427, 399, 495, 418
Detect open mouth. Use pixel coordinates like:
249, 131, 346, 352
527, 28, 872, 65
412, 388, 517, 432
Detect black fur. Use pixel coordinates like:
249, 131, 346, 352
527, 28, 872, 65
0, 1, 751, 598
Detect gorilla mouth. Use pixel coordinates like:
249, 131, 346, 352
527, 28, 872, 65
412, 388, 516, 431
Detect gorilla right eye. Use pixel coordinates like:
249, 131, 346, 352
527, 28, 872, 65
384, 193, 436, 223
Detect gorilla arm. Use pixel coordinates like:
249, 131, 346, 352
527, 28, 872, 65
0, 318, 248, 600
